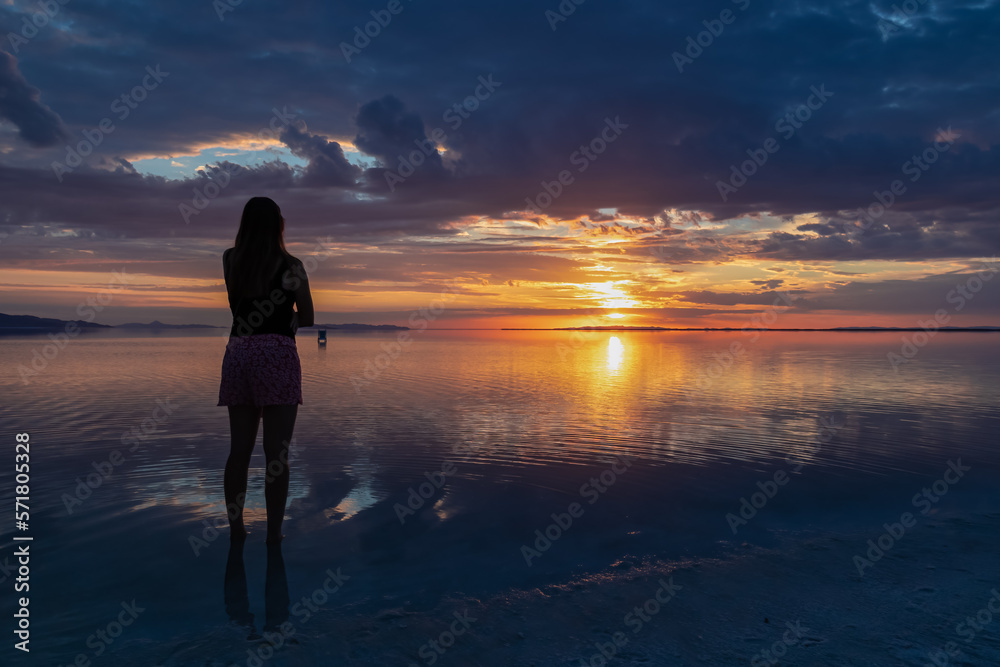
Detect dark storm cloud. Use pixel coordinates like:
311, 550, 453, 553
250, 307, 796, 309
279, 124, 360, 187
353, 94, 447, 189
0, 0, 997, 265
0, 50, 67, 146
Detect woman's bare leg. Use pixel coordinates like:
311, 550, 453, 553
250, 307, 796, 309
225, 405, 262, 539
262, 404, 297, 543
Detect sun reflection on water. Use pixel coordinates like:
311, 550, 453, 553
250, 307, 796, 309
607, 336, 624, 372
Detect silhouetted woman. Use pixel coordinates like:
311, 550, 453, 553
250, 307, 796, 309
218, 196, 314, 544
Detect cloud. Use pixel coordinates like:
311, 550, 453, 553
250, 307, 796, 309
0, 50, 67, 146
793, 268, 1000, 315
279, 124, 360, 187
354, 94, 447, 187
677, 290, 803, 307
0, 0, 999, 323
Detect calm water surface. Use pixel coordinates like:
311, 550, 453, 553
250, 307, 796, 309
1, 330, 998, 664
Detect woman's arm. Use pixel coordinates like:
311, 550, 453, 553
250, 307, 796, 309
222, 248, 232, 285
286, 258, 314, 328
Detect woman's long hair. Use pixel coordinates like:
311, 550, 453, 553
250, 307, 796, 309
228, 197, 293, 297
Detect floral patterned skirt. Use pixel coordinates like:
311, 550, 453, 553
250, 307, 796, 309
218, 334, 302, 407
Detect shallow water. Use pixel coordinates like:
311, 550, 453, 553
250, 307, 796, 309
1, 330, 999, 665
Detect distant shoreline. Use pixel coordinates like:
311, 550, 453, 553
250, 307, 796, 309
0, 313, 409, 331
502, 327, 1000, 332
2, 311, 998, 334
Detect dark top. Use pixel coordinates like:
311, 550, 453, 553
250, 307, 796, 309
224, 249, 297, 338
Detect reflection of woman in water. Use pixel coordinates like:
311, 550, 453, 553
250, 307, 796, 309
218, 197, 314, 544
225, 540, 290, 640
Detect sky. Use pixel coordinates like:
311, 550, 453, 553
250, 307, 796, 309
0, 0, 998, 328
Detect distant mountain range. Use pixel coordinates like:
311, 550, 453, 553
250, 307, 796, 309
117, 320, 220, 329
0, 313, 112, 329
0, 313, 217, 330
0, 313, 408, 331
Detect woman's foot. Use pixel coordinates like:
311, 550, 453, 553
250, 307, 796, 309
265, 532, 284, 545
230, 525, 249, 542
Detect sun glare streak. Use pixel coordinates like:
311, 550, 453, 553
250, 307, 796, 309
584, 281, 639, 309
607, 336, 624, 371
